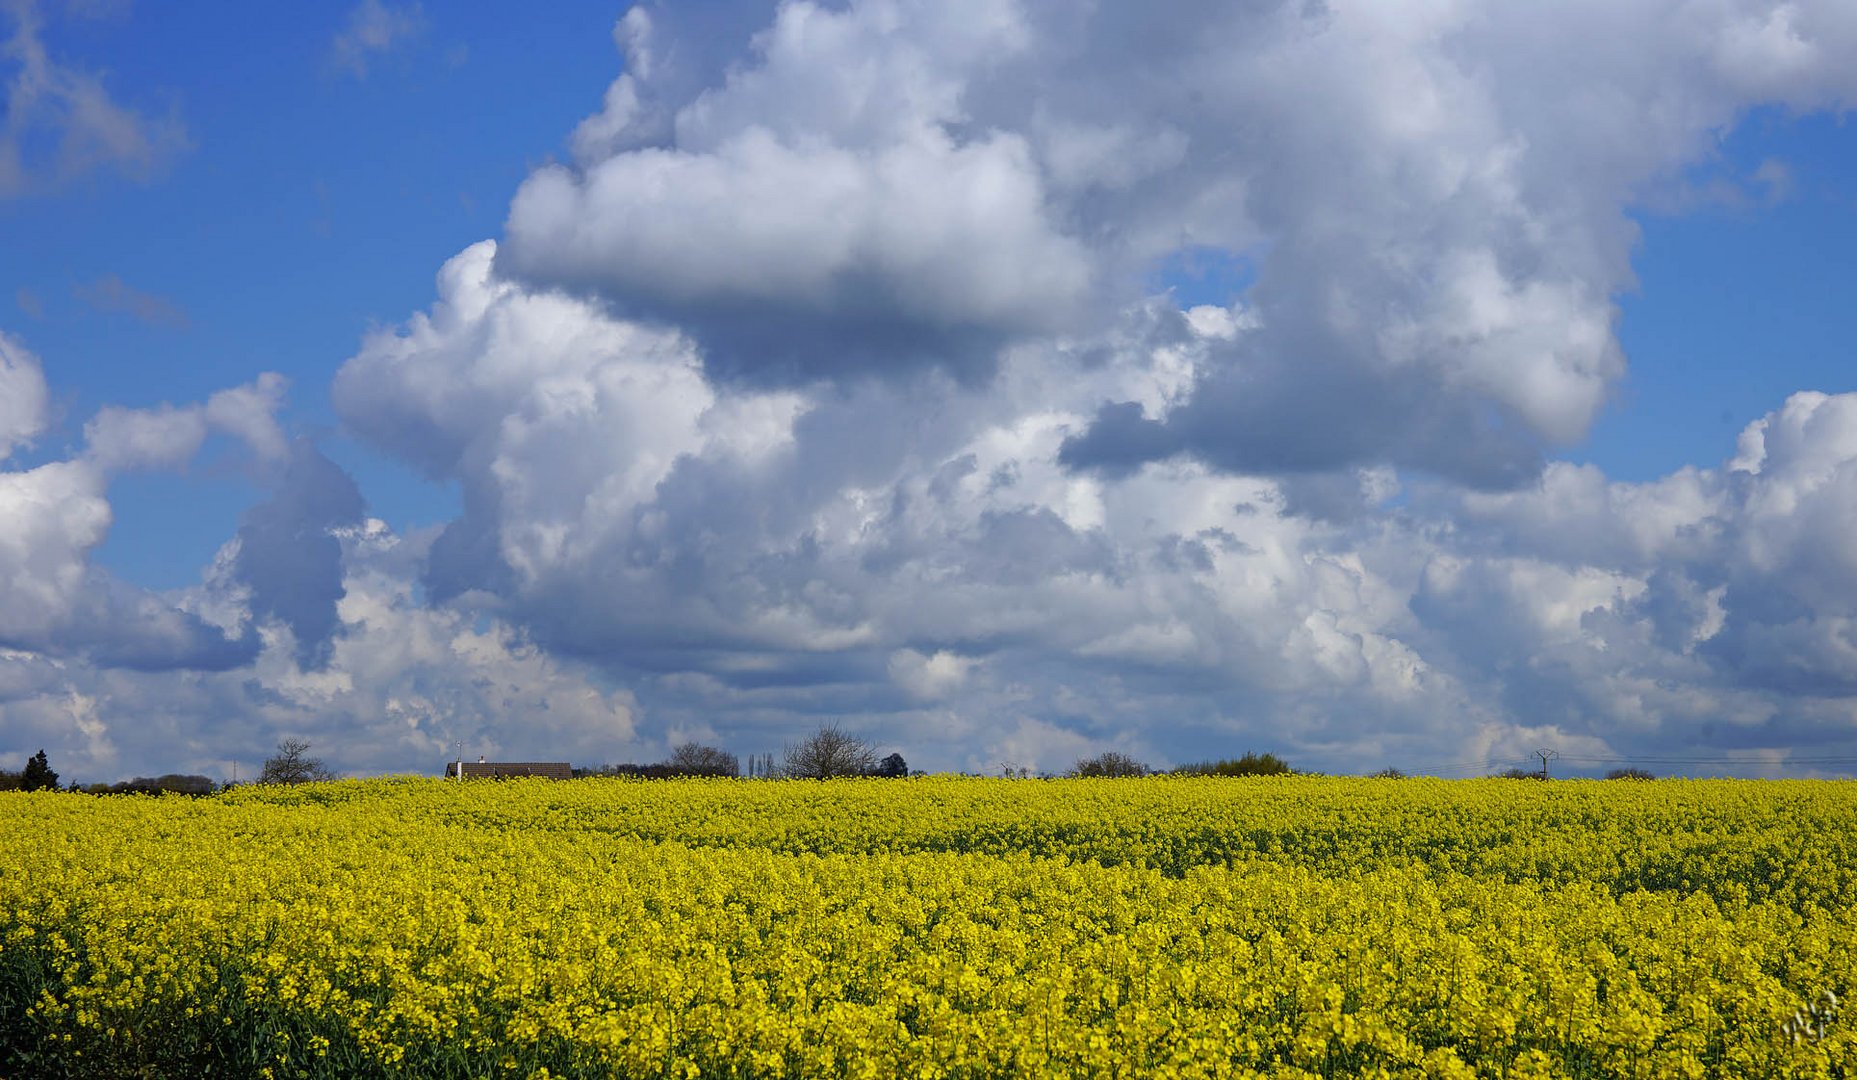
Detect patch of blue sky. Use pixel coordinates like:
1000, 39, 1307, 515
1148, 244, 1263, 311
89, 438, 263, 592
1574, 108, 1857, 481
6, 4, 627, 590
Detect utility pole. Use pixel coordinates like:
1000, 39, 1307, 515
1535, 748, 1558, 780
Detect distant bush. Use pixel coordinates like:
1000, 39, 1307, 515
1606, 768, 1656, 781
86, 774, 219, 797
1070, 752, 1149, 778
575, 763, 692, 780
1370, 767, 1407, 779
666, 743, 741, 778
1493, 768, 1547, 780
1174, 752, 1293, 777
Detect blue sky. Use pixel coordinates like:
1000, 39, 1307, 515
1588, 109, 1857, 480
4, 0, 1857, 782
5, 3, 631, 582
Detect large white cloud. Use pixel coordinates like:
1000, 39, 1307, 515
329, 223, 1857, 778
504, 0, 1855, 486
0, 341, 289, 671
503, 0, 1087, 383
0, 519, 640, 782
332, 237, 1587, 773
327, 0, 1855, 777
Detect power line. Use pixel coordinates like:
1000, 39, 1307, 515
1388, 750, 1857, 779
1559, 753, 1857, 766
1403, 757, 1530, 776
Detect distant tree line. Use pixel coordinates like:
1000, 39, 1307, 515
0, 751, 216, 795
83, 774, 220, 796
0, 741, 346, 797
1173, 752, 1294, 777
576, 742, 743, 779
576, 728, 910, 780
1485, 766, 1658, 780
1063, 750, 1297, 778
1605, 768, 1657, 780
0, 742, 1679, 790
1062, 754, 1666, 780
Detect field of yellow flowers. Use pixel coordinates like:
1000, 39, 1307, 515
2, 776, 1854, 1078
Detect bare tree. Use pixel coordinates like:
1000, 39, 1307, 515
259, 738, 336, 785
1069, 751, 1148, 778
782, 725, 879, 779
666, 743, 740, 777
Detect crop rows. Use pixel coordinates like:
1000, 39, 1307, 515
3, 777, 1854, 1077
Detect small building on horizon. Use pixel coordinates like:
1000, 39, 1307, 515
446, 757, 572, 780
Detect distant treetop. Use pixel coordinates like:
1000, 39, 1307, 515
1173, 752, 1293, 777
260, 739, 336, 785
666, 743, 741, 777
783, 725, 880, 779
1070, 752, 1148, 778
21, 750, 59, 792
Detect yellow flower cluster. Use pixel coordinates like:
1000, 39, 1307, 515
2, 776, 1853, 1077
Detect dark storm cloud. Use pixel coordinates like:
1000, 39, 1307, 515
234, 442, 366, 670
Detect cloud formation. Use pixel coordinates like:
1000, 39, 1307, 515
1, 345, 633, 781
324, 0, 1857, 778
329, 234, 1857, 777
0, 330, 48, 459
505, 0, 1856, 487
0, 0, 186, 196
9, 0, 1857, 783
328, 0, 424, 79
233, 443, 366, 671
502, 2, 1087, 384
71, 273, 189, 329
0, 521, 639, 782
0, 341, 289, 672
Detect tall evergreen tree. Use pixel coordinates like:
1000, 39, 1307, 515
20, 750, 58, 792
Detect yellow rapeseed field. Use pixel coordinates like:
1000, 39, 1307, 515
2, 776, 1854, 1077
